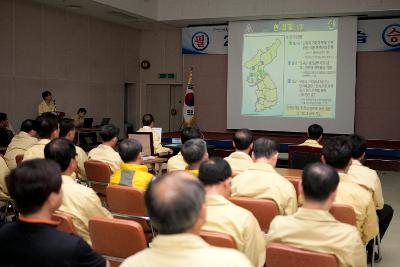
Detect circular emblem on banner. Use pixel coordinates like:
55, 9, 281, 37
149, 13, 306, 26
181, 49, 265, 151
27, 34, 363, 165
192, 31, 209, 51
185, 93, 194, 106
382, 24, 400, 47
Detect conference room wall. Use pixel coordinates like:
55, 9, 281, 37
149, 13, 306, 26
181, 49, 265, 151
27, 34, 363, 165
182, 51, 400, 139
0, 0, 140, 135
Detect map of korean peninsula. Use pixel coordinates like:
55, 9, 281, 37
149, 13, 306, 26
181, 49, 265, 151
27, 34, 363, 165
243, 38, 282, 113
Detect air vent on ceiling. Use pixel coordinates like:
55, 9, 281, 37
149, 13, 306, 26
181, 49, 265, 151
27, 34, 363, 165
65, 4, 83, 9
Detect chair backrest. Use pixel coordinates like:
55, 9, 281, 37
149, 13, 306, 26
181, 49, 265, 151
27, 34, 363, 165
15, 154, 24, 165
84, 160, 112, 196
329, 203, 357, 226
286, 177, 300, 200
288, 145, 321, 169
229, 197, 279, 232
52, 211, 77, 235
107, 185, 146, 216
128, 132, 154, 156
200, 230, 236, 249
89, 217, 147, 267
266, 243, 338, 267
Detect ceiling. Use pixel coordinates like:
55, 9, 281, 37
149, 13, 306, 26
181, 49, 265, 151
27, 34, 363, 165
33, 0, 400, 30
33, 0, 177, 30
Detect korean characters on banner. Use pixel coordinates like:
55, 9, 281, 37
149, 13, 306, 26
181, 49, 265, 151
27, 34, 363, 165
182, 26, 228, 54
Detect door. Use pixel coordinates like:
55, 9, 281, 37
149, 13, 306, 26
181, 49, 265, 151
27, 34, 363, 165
146, 84, 183, 133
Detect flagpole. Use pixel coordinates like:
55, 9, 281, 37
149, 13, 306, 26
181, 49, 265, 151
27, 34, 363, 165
181, 67, 196, 130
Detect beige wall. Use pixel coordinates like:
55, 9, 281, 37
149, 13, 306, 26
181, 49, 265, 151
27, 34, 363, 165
0, 0, 140, 135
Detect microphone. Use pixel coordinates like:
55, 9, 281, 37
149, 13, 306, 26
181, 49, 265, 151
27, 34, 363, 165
53, 100, 57, 112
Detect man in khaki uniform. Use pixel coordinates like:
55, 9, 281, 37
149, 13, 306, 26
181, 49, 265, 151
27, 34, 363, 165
267, 163, 366, 267
4, 119, 38, 169
224, 129, 253, 175
348, 135, 393, 252
120, 171, 253, 267
88, 124, 122, 173
167, 126, 202, 172
298, 124, 323, 148
231, 138, 297, 215
59, 119, 87, 179
181, 139, 209, 177
72, 108, 87, 128
199, 158, 265, 267
23, 114, 59, 161
45, 138, 112, 245
137, 114, 172, 155
38, 91, 56, 115
322, 136, 378, 246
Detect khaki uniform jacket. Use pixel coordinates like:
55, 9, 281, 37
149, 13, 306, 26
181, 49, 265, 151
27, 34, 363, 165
38, 100, 56, 115
23, 139, 51, 161
167, 152, 187, 172
224, 151, 253, 174
231, 162, 297, 215
267, 208, 367, 267
110, 163, 154, 191
72, 114, 84, 128
348, 159, 384, 210
298, 139, 322, 148
137, 126, 171, 154
88, 144, 122, 173
0, 157, 10, 202
202, 195, 266, 267
4, 132, 38, 169
75, 145, 88, 179
58, 175, 112, 245
335, 173, 379, 243
120, 233, 254, 267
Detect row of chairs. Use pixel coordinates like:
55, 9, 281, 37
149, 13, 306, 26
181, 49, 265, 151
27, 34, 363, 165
52, 211, 339, 267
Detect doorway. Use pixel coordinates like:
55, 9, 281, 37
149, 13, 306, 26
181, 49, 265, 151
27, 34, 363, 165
145, 84, 183, 133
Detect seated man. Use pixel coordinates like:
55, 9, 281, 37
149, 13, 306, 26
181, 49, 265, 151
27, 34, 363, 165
88, 124, 122, 172
38, 90, 56, 115
0, 113, 14, 147
199, 158, 266, 267
299, 124, 323, 148
45, 138, 112, 245
59, 118, 88, 179
23, 114, 59, 161
4, 119, 38, 169
110, 139, 155, 190
0, 159, 108, 267
231, 138, 297, 215
137, 114, 172, 155
72, 108, 87, 127
181, 138, 209, 176
267, 163, 366, 267
224, 128, 253, 175
348, 135, 393, 246
167, 126, 203, 172
322, 136, 378, 244
120, 171, 252, 267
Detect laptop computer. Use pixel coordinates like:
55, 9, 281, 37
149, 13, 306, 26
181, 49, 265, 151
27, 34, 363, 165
94, 118, 111, 127
82, 118, 93, 128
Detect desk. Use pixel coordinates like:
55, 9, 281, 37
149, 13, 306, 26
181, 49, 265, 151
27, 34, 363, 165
144, 157, 167, 176
76, 128, 100, 146
276, 168, 302, 179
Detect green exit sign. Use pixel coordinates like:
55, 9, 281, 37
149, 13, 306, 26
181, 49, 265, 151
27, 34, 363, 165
159, 73, 176, 79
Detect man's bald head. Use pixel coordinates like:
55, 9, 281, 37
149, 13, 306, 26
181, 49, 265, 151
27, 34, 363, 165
144, 171, 205, 234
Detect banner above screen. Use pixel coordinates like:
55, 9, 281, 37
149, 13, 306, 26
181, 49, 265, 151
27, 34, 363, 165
182, 18, 400, 54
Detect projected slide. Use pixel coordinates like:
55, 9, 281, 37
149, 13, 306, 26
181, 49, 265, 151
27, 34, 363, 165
241, 18, 338, 119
